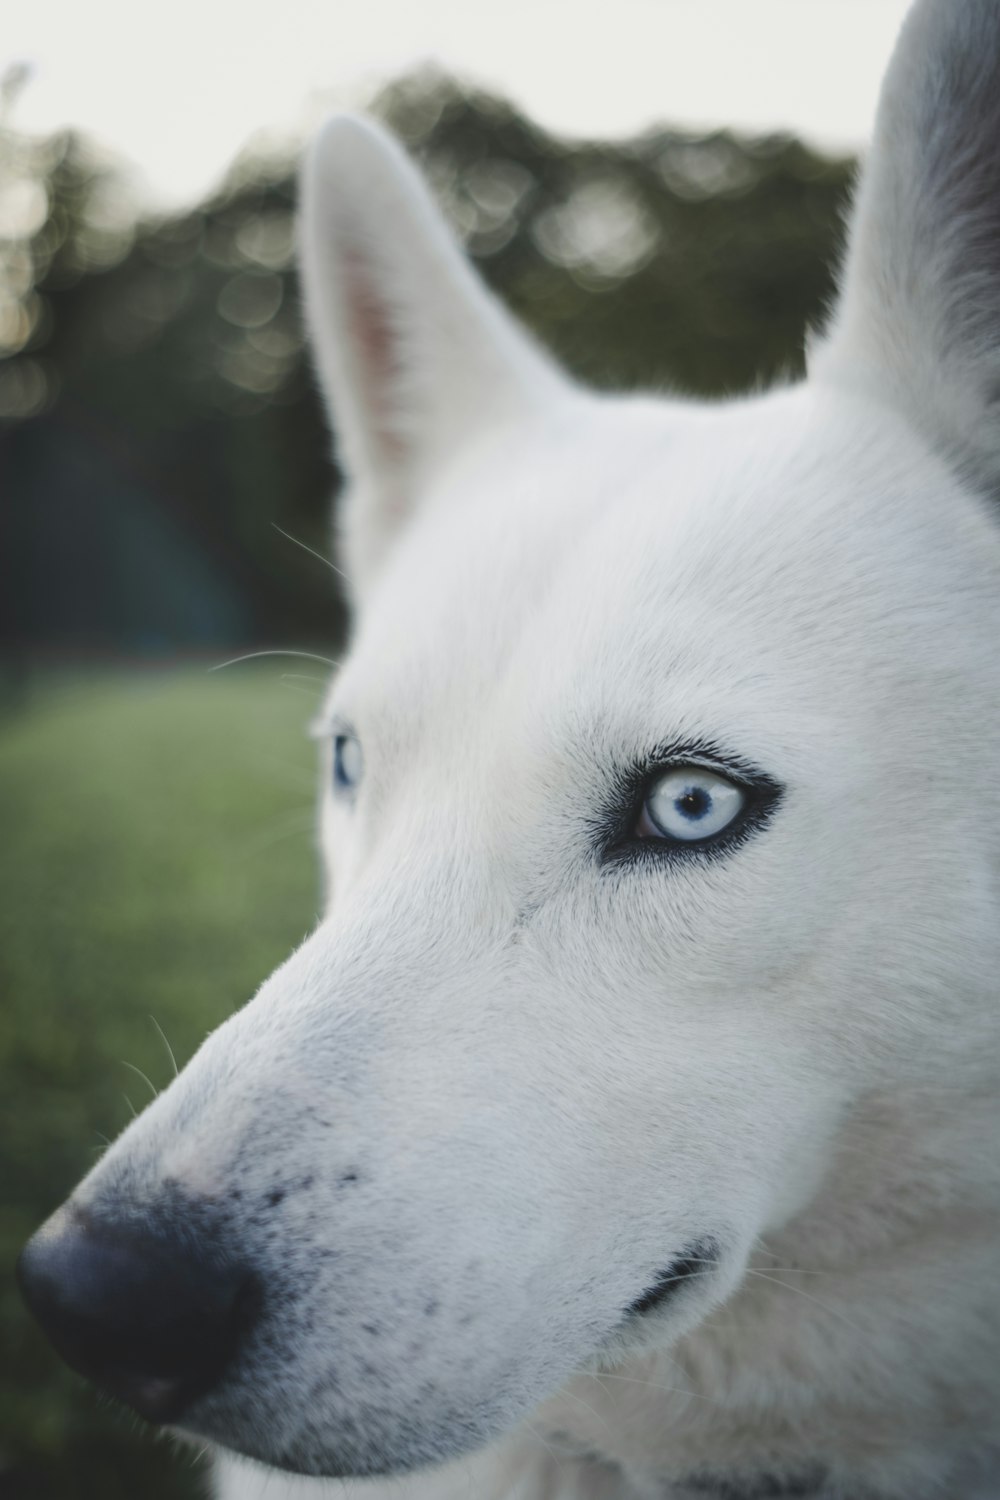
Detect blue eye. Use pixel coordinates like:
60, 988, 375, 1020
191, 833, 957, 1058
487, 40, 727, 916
638, 767, 745, 844
333, 734, 363, 795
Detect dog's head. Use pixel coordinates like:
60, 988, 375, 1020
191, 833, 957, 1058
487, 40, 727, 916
18, 0, 1000, 1480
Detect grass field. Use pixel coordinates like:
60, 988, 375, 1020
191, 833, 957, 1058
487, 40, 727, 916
1, 667, 324, 1500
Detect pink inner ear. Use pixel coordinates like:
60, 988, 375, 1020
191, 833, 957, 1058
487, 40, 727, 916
341, 244, 408, 464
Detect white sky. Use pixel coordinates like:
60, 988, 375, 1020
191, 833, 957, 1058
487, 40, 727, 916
6, 0, 912, 209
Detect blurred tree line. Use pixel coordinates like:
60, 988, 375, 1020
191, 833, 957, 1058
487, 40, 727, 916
0, 66, 854, 664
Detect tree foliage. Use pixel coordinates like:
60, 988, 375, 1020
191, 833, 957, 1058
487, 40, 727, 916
1, 73, 854, 664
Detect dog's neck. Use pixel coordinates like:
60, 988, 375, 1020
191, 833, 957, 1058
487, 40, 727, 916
536, 1083, 1000, 1499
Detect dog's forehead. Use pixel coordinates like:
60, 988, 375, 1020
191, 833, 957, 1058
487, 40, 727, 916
337, 385, 971, 746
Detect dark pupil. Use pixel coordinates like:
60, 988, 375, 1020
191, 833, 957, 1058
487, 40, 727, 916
676, 786, 711, 821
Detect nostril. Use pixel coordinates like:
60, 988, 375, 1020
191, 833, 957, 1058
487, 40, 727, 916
17, 1202, 257, 1423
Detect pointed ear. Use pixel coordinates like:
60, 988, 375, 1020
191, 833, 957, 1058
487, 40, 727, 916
298, 115, 563, 595
811, 0, 1000, 491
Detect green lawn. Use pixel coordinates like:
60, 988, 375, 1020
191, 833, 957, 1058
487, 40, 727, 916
0, 668, 324, 1500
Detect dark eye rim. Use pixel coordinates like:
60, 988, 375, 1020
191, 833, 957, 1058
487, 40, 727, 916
597, 740, 784, 867
332, 731, 363, 795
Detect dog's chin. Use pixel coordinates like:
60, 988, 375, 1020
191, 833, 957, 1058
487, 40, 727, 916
174, 1385, 500, 1481
182, 1422, 460, 1481
173, 1250, 725, 1482
204, 1438, 409, 1481
167, 1238, 728, 1481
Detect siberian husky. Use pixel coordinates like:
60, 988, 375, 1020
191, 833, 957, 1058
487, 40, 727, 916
17, 1, 1000, 1496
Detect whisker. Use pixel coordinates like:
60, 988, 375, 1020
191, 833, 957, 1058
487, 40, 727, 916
748, 1237, 838, 1276
585, 1369, 724, 1408
747, 1264, 834, 1277
555, 1382, 614, 1437
248, 751, 318, 794
272, 521, 348, 582
120, 1060, 158, 1101
633, 1265, 721, 1293
743, 1268, 867, 1339
521, 1418, 562, 1466
237, 808, 315, 862
209, 649, 339, 673
149, 1014, 179, 1080
280, 681, 326, 703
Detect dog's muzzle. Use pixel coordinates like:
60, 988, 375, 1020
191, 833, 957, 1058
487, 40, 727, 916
16, 1200, 258, 1424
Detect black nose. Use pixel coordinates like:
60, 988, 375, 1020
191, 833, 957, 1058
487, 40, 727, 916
17, 1202, 256, 1423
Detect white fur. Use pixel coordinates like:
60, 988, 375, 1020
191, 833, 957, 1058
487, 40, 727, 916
65, 2, 1000, 1496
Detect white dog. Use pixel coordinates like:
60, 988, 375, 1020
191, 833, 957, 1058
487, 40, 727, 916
17, 1, 1000, 1496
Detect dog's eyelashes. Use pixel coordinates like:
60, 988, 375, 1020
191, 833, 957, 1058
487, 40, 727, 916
601, 749, 783, 865
333, 733, 364, 795
638, 767, 745, 845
